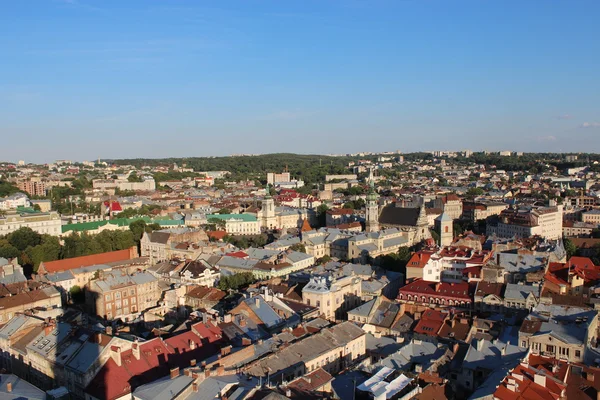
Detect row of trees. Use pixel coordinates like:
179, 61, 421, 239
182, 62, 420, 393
217, 272, 255, 291
0, 221, 159, 274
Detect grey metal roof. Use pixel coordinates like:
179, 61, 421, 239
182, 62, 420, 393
497, 253, 547, 273
25, 322, 72, 358
0, 374, 46, 400
0, 315, 29, 340
243, 296, 283, 328
349, 298, 376, 318
66, 339, 107, 373
133, 373, 194, 400
504, 283, 539, 301
44, 270, 75, 283
462, 339, 525, 370
376, 340, 448, 372
382, 235, 408, 248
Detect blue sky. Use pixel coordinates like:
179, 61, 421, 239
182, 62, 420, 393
1, 0, 599, 163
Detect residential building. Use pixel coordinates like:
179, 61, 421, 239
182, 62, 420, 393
302, 275, 362, 320
462, 200, 508, 222
244, 322, 366, 382
86, 271, 160, 321
85, 321, 224, 400
0, 192, 30, 210
17, 178, 48, 197
0, 286, 62, 324
0, 209, 61, 236
432, 194, 463, 220
140, 227, 209, 262
184, 286, 226, 310
582, 209, 600, 225
519, 310, 598, 363
207, 213, 261, 235
397, 279, 472, 308
487, 205, 563, 240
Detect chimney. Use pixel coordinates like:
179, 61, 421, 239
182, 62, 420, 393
96, 332, 103, 343
217, 365, 225, 376
221, 345, 232, 357
205, 369, 211, 378
190, 359, 196, 367
106, 326, 113, 336
192, 382, 199, 392
286, 389, 292, 397
201, 361, 207, 368
255, 297, 260, 307
190, 340, 196, 350
239, 318, 247, 328
6, 382, 12, 393
242, 337, 251, 346
224, 314, 232, 323
132, 342, 140, 360
476, 340, 484, 352
170, 367, 180, 380
534, 373, 546, 388
111, 346, 122, 367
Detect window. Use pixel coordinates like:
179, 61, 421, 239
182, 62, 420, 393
576, 350, 581, 358
105, 294, 111, 301
115, 292, 121, 299
546, 345, 555, 353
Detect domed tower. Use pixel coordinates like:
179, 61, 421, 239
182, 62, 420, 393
365, 181, 380, 232
435, 211, 453, 247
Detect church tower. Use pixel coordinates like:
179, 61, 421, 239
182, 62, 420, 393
435, 211, 453, 247
262, 185, 276, 230
365, 180, 380, 232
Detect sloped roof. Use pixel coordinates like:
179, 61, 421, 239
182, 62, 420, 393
39, 248, 134, 273
378, 204, 421, 226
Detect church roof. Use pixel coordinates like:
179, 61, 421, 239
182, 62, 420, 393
378, 204, 421, 227
435, 212, 452, 222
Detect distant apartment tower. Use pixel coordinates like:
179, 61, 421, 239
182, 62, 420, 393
267, 172, 291, 185
17, 178, 48, 197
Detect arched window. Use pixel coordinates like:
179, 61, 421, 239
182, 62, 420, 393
445, 226, 449, 233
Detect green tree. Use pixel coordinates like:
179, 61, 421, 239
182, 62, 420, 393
217, 272, 255, 291
466, 187, 485, 198
316, 255, 332, 265
70, 285, 85, 303
563, 238, 577, 259
127, 173, 143, 182
0, 239, 20, 259
316, 204, 329, 227
289, 243, 306, 253
8, 227, 42, 251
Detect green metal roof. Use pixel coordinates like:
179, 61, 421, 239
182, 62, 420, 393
207, 213, 257, 222
62, 217, 183, 233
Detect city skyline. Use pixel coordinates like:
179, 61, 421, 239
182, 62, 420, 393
1, 0, 600, 162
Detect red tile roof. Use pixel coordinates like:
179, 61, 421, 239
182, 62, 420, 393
407, 251, 435, 269
399, 280, 472, 302
207, 230, 228, 240
38, 248, 135, 274
226, 251, 249, 258
86, 323, 223, 400
494, 361, 566, 400
103, 200, 123, 212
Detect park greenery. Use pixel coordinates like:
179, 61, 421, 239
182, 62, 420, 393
217, 272, 255, 291
0, 224, 145, 275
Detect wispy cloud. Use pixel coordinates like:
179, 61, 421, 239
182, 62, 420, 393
257, 110, 318, 121
537, 135, 557, 142
580, 122, 600, 128
557, 114, 573, 120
